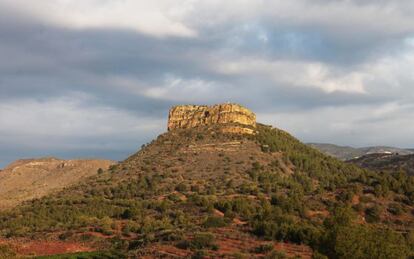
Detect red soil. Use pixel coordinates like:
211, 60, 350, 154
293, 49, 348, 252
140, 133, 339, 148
212, 227, 313, 258
0, 238, 93, 256
144, 244, 192, 258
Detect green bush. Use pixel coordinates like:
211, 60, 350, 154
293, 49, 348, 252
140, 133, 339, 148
58, 231, 73, 240
0, 244, 16, 259
176, 183, 188, 192
190, 232, 216, 250
334, 225, 409, 259
365, 205, 382, 223
388, 203, 404, 215
312, 251, 328, 259
191, 250, 206, 259
265, 250, 286, 259
176, 239, 191, 250
254, 243, 274, 254
203, 216, 229, 228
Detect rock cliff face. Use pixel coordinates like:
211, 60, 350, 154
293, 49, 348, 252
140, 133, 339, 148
168, 103, 256, 134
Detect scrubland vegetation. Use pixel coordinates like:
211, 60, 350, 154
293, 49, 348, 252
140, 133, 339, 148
0, 124, 413, 258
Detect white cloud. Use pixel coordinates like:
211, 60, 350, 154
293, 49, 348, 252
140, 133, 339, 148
143, 74, 221, 102
360, 44, 414, 100
1, 0, 196, 37
215, 58, 367, 94
4, 0, 414, 40
105, 74, 225, 103
188, 0, 414, 41
103, 75, 221, 103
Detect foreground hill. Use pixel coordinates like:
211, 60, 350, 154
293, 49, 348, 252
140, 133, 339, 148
0, 104, 413, 258
348, 153, 414, 176
0, 157, 114, 210
308, 143, 413, 160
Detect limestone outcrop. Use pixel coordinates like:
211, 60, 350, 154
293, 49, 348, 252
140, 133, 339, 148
168, 103, 256, 134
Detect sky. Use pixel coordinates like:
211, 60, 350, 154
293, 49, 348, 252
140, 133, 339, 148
1, 0, 414, 168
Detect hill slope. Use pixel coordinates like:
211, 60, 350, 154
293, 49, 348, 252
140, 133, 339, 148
348, 153, 414, 176
0, 157, 114, 210
0, 124, 413, 258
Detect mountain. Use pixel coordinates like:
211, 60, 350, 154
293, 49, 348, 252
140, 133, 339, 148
308, 143, 414, 160
307, 143, 363, 160
0, 104, 413, 258
0, 157, 114, 210
348, 153, 414, 176
359, 146, 414, 157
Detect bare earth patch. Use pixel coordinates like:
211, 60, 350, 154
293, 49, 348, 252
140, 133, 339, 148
0, 238, 93, 256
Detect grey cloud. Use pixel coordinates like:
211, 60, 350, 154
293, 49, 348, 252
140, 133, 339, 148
0, 1, 414, 167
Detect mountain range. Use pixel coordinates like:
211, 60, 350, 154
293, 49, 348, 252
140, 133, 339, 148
308, 143, 414, 161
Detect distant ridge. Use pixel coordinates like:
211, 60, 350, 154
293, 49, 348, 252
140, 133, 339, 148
308, 143, 414, 160
0, 157, 114, 210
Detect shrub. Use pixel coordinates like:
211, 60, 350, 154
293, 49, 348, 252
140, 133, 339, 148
58, 231, 73, 240
190, 232, 216, 250
192, 250, 206, 259
265, 250, 286, 259
0, 244, 16, 258
196, 133, 204, 141
121, 209, 134, 219
176, 239, 191, 250
168, 193, 182, 202
176, 183, 188, 192
312, 251, 328, 259
128, 240, 142, 250
254, 243, 274, 254
191, 185, 200, 192
334, 225, 409, 259
388, 203, 404, 215
365, 205, 382, 223
203, 216, 229, 228
232, 252, 250, 259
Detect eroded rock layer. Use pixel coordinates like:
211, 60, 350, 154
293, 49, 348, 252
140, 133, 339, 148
167, 103, 256, 133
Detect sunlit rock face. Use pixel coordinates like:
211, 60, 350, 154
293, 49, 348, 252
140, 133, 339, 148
167, 103, 256, 134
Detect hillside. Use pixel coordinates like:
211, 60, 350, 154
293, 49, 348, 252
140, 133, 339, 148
348, 153, 414, 176
308, 143, 413, 160
0, 157, 114, 210
307, 143, 363, 160
0, 104, 413, 258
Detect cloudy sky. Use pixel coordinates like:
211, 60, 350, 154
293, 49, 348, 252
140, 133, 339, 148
1, 0, 414, 167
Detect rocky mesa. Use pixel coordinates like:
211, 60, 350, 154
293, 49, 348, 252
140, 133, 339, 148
168, 103, 256, 134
